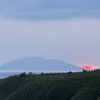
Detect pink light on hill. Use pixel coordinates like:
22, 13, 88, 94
81, 65, 97, 70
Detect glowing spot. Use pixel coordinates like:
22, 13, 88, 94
81, 65, 96, 70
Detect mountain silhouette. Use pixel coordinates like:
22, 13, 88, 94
0, 57, 82, 71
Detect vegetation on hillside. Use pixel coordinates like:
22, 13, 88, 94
0, 69, 100, 100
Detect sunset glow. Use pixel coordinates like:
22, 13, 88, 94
81, 65, 97, 70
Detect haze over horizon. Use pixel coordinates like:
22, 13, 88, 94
0, 0, 100, 68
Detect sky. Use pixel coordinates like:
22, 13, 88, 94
0, 0, 100, 68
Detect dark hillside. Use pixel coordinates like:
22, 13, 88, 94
0, 70, 100, 100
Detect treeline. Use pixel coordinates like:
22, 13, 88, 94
18, 68, 100, 77
0, 69, 100, 100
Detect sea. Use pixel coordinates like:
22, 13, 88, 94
0, 70, 82, 79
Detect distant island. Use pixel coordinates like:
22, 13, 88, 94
0, 57, 82, 71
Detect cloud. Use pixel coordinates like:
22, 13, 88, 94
0, 0, 100, 20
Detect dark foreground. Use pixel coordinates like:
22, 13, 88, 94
0, 69, 100, 100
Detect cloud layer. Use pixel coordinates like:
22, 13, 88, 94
0, 0, 100, 20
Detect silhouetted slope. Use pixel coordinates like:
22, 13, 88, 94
0, 70, 100, 100
0, 76, 30, 100
0, 57, 82, 71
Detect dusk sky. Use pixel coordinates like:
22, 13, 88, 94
0, 0, 100, 68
